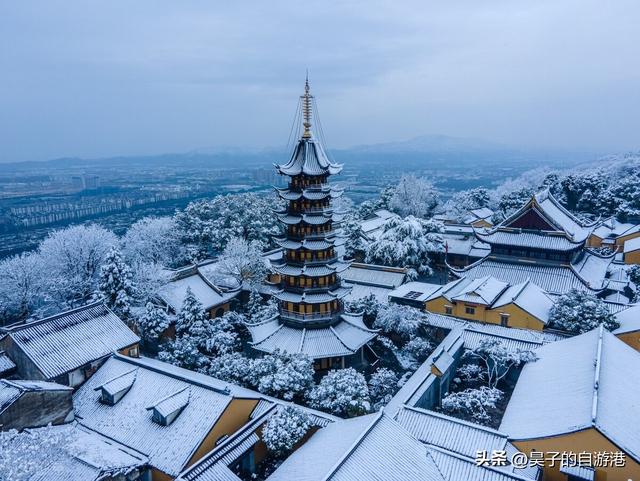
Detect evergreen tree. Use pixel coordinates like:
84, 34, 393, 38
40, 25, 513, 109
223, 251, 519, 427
98, 246, 134, 318
262, 406, 311, 458
137, 302, 170, 342
549, 289, 620, 334
308, 368, 371, 417
176, 287, 208, 335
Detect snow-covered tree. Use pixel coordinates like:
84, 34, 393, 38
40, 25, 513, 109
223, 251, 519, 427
174, 193, 281, 260
216, 237, 268, 287
627, 265, 640, 301
262, 406, 311, 458
368, 368, 399, 411
388, 175, 439, 219
0, 426, 75, 481
455, 363, 486, 384
400, 337, 433, 367
548, 289, 619, 334
207, 352, 253, 385
98, 247, 134, 318
136, 302, 171, 342
357, 185, 395, 219
464, 339, 537, 389
158, 336, 206, 370
345, 293, 381, 324
121, 216, 184, 267
442, 188, 492, 222
251, 350, 314, 401
176, 287, 208, 335
308, 368, 370, 417
374, 303, 425, 339
38, 224, 117, 307
0, 252, 44, 323
441, 386, 503, 424
195, 314, 240, 356
341, 214, 365, 260
365, 216, 444, 277
129, 261, 170, 306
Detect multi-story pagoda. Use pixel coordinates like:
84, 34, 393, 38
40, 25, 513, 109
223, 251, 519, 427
246, 79, 377, 371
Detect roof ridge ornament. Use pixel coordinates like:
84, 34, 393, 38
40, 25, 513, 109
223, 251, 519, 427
302, 73, 313, 139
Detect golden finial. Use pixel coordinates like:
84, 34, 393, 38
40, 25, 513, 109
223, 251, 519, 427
301, 72, 313, 138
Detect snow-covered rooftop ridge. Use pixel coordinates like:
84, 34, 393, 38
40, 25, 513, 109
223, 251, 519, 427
500, 326, 640, 463
7, 423, 148, 481
158, 268, 240, 312
341, 262, 407, 289
498, 189, 595, 242
177, 404, 278, 481
0, 301, 139, 379
267, 412, 447, 481
613, 304, 640, 334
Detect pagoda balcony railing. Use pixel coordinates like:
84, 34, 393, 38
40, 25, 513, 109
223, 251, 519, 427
288, 207, 333, 215
280, 309, 336, 322
284, 255, 339, 265
287, 230, 338, 240
281, 284, 341, 294
288, 183, 331, 192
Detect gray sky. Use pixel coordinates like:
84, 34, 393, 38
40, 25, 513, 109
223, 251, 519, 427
1, 0, 639, 162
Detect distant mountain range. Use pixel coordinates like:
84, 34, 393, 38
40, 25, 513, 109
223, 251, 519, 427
1, 134, 602, 172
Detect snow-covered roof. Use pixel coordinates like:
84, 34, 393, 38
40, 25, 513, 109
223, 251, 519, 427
360, 211, 400, 241
341, 263, 407, 289
158, 271, 239, 312
177, 404, 276, 481
396, 406, 539, 480
267, 412, 447, 481
592, 217, 640, 240
613, 304, 640, 334
463, 207, 495, 224
442, 232, 491, 258
448, 276, 509, 305
1, 379, 71, 415
275, 137, 343, 176
451, 256, 609, 295
246, 314, 377, 360
476, 229, 583, 252
389, 281, 443, 303
343, 283, 394, 304
624, 236, 640, 253
1, 302, 139, 379
0, 350, 16, 375
500, 327, 640, 463
426, 446, 540, 481
5, 423, 148, 481
491, 280, 554, 324
73, 355, 239, 477
501, 190, 594, 243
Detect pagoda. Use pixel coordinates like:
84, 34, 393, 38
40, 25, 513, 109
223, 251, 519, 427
246, 79, 377, 371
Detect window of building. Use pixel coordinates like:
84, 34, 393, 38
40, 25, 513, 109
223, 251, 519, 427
444, 305, 453, 315
465, 306, 475, 315
500, 314, 509, 326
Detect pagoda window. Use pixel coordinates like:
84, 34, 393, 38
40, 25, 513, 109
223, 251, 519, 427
319, 277, 326, 286
305, 304, 312, 314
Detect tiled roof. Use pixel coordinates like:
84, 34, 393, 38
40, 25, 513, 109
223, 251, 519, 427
476, 229, 582, 252
275, 137, 343, 176
451, 257, 606, 294
267, 412, 447, 481
500, 327, 640, 463
0, 350, 16, 374
73, 355, 235, 477
341, 263, 407, 288
2, 302, 139, 379
246, 314, 377, 359
158, 272, 239, 311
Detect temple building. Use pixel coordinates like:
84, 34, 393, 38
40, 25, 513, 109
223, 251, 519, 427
449, 190, 633, 303
245, 80, 377, 371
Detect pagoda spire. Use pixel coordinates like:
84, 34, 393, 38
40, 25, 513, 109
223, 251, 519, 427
301, 73, 313, 139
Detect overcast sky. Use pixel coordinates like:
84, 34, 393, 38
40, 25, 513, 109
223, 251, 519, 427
0, 0, 638, 162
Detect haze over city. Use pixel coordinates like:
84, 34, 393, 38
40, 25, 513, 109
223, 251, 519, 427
1, 0, 639, 163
